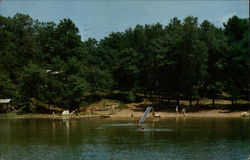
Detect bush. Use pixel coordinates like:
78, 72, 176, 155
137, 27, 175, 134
127, 91, 136, 102
117, 103, 128, 109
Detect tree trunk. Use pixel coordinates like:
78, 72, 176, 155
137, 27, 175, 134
231, 99, 234, 106
196, 99, 200, 106
203, 82, 207, 98
93, 76, 102, 99
5, 104, 8, 113
212, 98, 215, 108
168, 96, 171, 103
176, 98, 180, 107
91, 86, 94, 97
189, 98, 192, 107
144, 91, 147, 99
149, 91, 152, 99
247, 85, 249, 102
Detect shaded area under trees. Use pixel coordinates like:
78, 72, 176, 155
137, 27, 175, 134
0, 14, 248, 113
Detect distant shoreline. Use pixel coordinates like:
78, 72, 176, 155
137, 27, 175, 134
1, 109, 248, 120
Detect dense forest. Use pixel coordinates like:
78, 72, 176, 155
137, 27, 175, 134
0, 13, 249, 113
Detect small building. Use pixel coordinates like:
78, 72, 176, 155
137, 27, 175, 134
0, 99, 12, 113
0, 99, 11, 104
46, 70, 62, 75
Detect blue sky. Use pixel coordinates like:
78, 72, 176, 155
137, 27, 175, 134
0, 0, 248, 41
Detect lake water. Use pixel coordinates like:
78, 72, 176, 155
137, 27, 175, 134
0, 117, 249, 160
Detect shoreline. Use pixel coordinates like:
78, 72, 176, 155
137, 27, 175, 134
1, 109, 249, 119
112, 109, 248, 118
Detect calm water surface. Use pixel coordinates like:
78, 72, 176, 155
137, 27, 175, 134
0, 117, 249, 160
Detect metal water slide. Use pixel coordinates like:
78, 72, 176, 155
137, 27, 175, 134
139, 106, 152, 123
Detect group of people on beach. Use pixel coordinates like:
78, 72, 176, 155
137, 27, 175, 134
133, 105, 187, 131
176, 105, 186, 116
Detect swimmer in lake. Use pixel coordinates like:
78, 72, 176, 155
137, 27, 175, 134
136, 120, 141, 126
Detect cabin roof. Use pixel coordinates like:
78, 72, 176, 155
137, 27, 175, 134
0, 99, 11, 103
46, 70, 61, 74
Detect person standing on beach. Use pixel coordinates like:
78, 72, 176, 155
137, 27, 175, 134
182, 108, 186, 117
152, 110, 155, 117
176, 105, 179, 115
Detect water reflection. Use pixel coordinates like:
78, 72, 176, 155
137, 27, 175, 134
0, 118, 249, 160
65, 120, 70, 143
52, 120, 56, 141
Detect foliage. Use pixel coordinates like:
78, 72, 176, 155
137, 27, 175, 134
0, 74, 17, 98
223, 16, 249, 104
127, 90, 136, 103
117, 103, 128, 109
0, 13, 248, 112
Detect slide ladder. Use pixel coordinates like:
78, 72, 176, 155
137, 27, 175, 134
139, 106, 152, 123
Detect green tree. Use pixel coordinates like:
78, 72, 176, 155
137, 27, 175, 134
223, 16, 249, 105
18, 64, 48, 112
166, 17, 208, 106
0, 74, 17, 98
19, 64, 48, 100
54, 18, 84, 61
199, 20, 227, 107
63, 75, 89, 110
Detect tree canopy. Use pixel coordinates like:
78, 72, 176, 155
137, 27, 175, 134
0, 13, 248, 112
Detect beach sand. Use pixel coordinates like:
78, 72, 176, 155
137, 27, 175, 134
2, 108, 248, 119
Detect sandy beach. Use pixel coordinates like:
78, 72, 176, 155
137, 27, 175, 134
113, 108, 248, 118
2, 108, 248, 119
